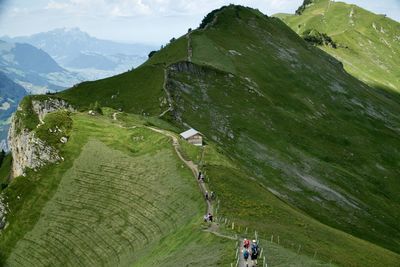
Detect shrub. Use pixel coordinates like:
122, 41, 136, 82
302, 29, 337, 48
199, 6, 227, 29
148, 51, 158, 58
94, 102, 103, 115
296, 0, 313, 15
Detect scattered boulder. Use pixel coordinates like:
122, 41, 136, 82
60, 137, 68, 144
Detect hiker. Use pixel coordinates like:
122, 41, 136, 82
251, 240, 259, 266
205, 191, 209, 200
243, 248, 250, 267
200, 173, 205, 182
203, 214, 208, 222
211, 191, 215, 200
198, 171, 202, 180
243, 238, 250, 249
208, 213, 213, 222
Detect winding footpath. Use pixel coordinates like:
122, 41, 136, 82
159, 68, 173, 118
113, 113, 252, 267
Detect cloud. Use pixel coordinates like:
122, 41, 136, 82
41, 0, 302, 18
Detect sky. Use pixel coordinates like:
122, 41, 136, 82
0, 0, 399, 45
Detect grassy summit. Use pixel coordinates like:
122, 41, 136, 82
276, 0, 400, 92
2, 4, 400, 267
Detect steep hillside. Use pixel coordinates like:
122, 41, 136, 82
2, 4, 400, 266
52, 5, 400, 266
0, 104, 236, 266
276, 0, 400, 92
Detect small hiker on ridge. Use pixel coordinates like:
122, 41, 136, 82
243, 248, 250, 267
243, 238, 250, 249
251, 240, 259, 266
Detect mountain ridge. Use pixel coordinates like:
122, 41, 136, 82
275, 0, 400, 92
1, 4, 400, 267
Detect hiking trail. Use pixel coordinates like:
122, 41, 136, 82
113, 112, 252, 267
159, 68, 173, 118
187, 32, 193, 62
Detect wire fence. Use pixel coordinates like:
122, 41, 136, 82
199, 148, 333, 267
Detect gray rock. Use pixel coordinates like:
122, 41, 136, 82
0, 196, 6, 230
8, 98, 74, 178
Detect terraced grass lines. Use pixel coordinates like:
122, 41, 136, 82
4, 114, 205, 266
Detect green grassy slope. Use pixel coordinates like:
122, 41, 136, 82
0, 112, 235, 265
166, 5, 400, 255
58, 64, 166, 115
275, 0, 400, 92
12, 4, 399, 266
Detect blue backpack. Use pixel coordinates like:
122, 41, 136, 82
243, 250, 249, 258
251, 243, 259, 256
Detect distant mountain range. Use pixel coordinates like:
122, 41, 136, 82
0, 39, 80, 150
2, 28, 156, 80
0, 28, 155, 150
0, 72, 27, 150
0, 40, 81, 94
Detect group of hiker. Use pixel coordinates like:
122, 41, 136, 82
197, 170, 261, 266
243, 239, 260, 267
199, 171, 216, 223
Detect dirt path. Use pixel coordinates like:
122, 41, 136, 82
187, 32, 193, 62
159, 68, 173, 118
146, 126, 253, 267
113, 113, 251, 266
146, 126, 212, 214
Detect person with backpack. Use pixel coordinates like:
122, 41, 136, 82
251, 240, 259, 266
243, 238, 250, 249
243, 248, 250, 267
205, 191, 209, 200
208, 213, 213, 222
211, 191, 215, 200
198, 171, 202, 181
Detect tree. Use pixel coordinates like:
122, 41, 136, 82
94, 101, 103, 115
148, 50, 157, 58
170, 37, 176, 43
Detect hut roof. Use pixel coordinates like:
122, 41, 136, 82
180, 128, 201, 139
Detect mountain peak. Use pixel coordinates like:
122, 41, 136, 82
295, 0, 331, 15
199, 4, 266, 29
48, 27, 90, 38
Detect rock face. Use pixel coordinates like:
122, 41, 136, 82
0, 195, 6, 230
32, 98, 74, 123
8, 98, 74, 178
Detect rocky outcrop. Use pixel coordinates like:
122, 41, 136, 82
8, 98, 74, 178
0, 195, 7, 230
32, 98, 74, 123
